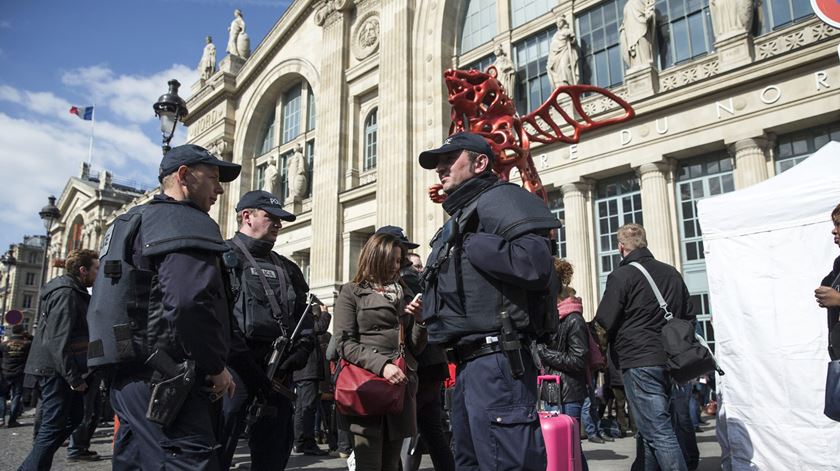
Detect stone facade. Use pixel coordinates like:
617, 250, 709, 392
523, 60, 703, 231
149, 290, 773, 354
0, 236, 46, 333
48, 2, 840, 342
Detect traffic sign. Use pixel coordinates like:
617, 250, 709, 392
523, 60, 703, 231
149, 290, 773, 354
5, 309, 23, 325
812, 0, 840, 29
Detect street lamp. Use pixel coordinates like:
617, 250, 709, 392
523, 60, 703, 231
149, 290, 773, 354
34, 195, 61, 327
153, 79, 189, 154
0, 246, 16, 329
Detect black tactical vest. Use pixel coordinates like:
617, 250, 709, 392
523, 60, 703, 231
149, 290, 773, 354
86, 199, 231, 367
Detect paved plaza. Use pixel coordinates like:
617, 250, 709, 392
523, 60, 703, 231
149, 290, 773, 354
0, 407, 721, 470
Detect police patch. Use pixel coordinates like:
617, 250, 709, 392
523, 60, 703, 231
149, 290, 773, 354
250, 267, 278, 279
100, 225, 114, 258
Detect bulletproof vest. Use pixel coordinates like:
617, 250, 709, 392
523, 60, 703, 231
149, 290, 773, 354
422, 181, 560, 346
86, 200, 230, 367
227, 238, 299, 343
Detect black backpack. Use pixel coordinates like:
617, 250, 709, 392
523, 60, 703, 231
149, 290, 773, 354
629, 262, 724, 384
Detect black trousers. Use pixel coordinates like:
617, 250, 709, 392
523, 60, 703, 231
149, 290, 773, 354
293, 380, 320, 449
111, 374, 221, 471
68, 373, 102, 454
402, 379, 455, 471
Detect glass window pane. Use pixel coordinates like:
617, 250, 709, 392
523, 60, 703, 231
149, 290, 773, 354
687, 12, 708, 57
673, 19, 691, 63
577, 0, 626, 88
460, 0, 497, 53
770, 0, 792, 26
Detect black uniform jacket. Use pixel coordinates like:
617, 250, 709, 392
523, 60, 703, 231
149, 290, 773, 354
24, 274, 90, 387
1, 333, 32, 379
595, 247, 694, 370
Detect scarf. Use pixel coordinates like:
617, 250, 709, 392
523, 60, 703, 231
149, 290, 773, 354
557, 296, 583, 320
441, 171, 499, 215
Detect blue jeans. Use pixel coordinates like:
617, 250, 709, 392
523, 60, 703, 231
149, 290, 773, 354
672, 383, 699, 469
543, 402, 589, 471
623, 366, 687, 471
7, 376, 25, 423
19, 375, 84, 471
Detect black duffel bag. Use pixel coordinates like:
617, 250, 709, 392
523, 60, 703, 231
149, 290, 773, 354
630, 262, 724, 384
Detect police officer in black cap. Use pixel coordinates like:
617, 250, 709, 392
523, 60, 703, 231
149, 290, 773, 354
418, 132, 560, 470
86, 144, 242, 470
218, 190, 318, 470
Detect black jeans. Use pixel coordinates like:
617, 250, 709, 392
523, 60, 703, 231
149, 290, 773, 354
293, 380, 319, 449
402, 379, 455, 471
18, 375, 84, 471
68, 374, 102, 455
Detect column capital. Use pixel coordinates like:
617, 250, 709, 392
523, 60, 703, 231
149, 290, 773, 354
636, 160, 675, 176
560, 179, 594, 195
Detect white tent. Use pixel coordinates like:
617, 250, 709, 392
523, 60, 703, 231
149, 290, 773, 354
697, 141, 840, 470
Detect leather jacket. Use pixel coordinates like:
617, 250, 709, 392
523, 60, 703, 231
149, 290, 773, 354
537, 311, 589, 404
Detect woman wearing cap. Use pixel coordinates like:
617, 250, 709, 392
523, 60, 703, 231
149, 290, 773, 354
333, 233, 426, 471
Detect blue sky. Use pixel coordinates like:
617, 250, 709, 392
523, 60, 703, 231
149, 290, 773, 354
0, 0, 291, 253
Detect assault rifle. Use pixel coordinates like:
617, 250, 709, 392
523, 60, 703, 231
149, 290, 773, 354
244, 293, 315, 436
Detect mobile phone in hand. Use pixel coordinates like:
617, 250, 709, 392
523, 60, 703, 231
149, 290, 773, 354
411, 293, 423, 304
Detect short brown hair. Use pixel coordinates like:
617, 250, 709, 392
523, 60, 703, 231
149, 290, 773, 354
65, 249, 98, 277
553, 258, 574, 287
617, 223, 647, 251
352, 233, 403, 285
832, 203, 840, 221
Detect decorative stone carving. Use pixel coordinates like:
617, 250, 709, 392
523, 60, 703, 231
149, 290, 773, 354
492, 44, 517, 98
710, 0, 753, 40
660, 57, 720, 91
198, 36, 216, 81
287, 144, 308, 202
547, 17, 580, 87
315, 0, 354, 27
263, 157, 278, 194
227, 9, 250, 58
581, 87, 629, 116
352, 13, 380, 59
755, 20, 840, 60
620, 0, 656, 71
208, 138, 231, 159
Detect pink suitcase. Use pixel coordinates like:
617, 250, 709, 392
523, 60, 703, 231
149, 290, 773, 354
537, 375, 583, 471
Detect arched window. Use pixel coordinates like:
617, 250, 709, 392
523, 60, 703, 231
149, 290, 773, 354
363, 109, 378, 171
66, 216, 84, 254
460, 0, 497, 53
282, 84, 302, 144
510, 0, 553, 28
258, 108, 275, 156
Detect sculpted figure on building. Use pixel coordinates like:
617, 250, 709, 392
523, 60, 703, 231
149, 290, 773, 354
492, 44, 517, 100
263, 157, 279, 194
710, 0, 754, 39
199, 36, 216, 80
547, 17, 580, 87
287, 144, 308, 202
227, 9, 250, 57
620, 0, 656, 70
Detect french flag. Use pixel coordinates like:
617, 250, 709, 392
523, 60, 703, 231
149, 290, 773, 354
69, 105, 94, 120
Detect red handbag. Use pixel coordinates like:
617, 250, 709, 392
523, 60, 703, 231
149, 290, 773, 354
334, 314, 407, 416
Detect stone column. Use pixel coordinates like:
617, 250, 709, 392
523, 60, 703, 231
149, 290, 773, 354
376, 0, 412, 230
732, 136, 770, 189
637, 161, 676, 266
562, 181, 596, 320
310, 8, 349, 299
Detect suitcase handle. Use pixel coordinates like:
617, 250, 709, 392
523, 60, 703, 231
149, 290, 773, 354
536, 375, 562, 412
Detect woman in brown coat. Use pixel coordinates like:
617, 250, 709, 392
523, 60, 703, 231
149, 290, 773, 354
334, 232, 427, 471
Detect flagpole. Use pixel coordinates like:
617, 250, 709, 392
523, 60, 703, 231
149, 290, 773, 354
88, 103, 95, 166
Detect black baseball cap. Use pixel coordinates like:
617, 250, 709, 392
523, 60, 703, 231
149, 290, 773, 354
236, 190, 296, 222
418, 131, 495, 170
376, 225, 419, 249
158, 144, 242, 183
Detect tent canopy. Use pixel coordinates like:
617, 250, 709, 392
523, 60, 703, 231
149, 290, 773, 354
697, 141, 840, 470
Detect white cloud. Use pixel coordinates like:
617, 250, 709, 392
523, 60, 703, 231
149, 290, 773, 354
0, 84, 21, 103
61, 64, 199, 124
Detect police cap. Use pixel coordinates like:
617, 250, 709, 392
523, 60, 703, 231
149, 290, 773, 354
418, 131, 495, 170
236, 190, 297, 222
159, 144, 242, 183
375, 225, 419, 249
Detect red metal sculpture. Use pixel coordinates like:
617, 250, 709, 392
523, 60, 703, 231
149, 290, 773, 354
428, 66, 635, 203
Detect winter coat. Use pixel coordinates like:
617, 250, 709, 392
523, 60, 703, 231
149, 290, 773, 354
594, 247, 694, 370
537, 297, 589, 404
333, 281, 428, 440
24, 274, 90, 387
820, 254, 840, 360
293, 309, 332, 382
1, 333, 32, 379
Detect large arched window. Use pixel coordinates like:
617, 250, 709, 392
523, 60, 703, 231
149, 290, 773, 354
258, 108, 275, 156
460, 0, 497, 53
510, 0, 553, 28
363, 108, 378, 171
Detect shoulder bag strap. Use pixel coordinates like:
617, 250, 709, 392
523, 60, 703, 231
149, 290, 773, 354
230, 237, 284, 321
629, 262, 674, 321
267, 252, 291, 313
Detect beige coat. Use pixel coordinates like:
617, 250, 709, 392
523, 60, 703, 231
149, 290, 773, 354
334, 282, 428, 440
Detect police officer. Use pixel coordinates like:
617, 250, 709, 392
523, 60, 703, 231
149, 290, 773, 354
418, 132, 560, 471
86, 144, 242, 470
219, 190, 316, 470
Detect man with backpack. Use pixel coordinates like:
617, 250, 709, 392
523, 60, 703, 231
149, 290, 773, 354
595, 224, 694, 471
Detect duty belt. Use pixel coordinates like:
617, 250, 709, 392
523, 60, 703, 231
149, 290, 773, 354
446, 334, 526, 364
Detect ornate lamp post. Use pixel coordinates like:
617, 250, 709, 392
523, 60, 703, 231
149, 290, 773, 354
34, 196, 61, 327
1, 246, 16, 329
153, 79, 189, 154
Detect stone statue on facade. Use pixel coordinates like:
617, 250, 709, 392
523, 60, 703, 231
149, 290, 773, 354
227, 9, 250, 58
492, 44, 517, 99
710, 0, 754, 40
547, 17, 580, 87
262, 157, 278, 194
198, 36, 216, 81
620, 0, 656, 71
287, 144, 308, 202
